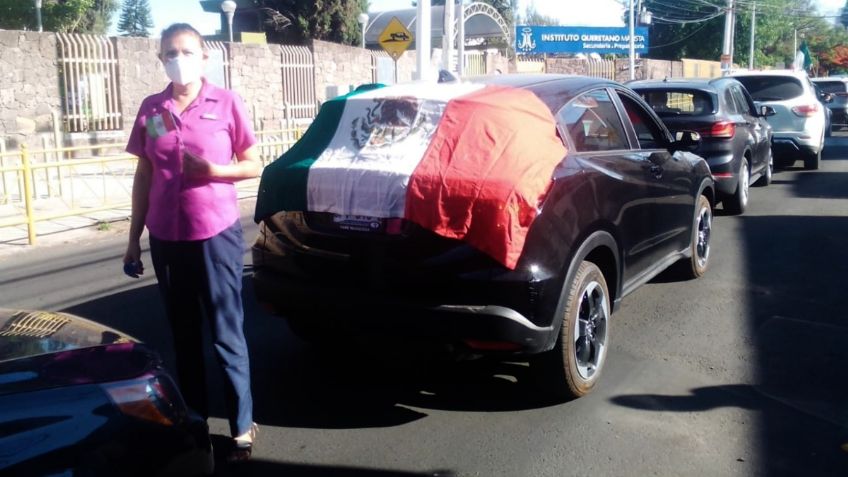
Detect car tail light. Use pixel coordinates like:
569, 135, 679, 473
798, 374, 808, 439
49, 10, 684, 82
700, 121, 736, 138
103, 375, 185, 426
791, 104, 820, 117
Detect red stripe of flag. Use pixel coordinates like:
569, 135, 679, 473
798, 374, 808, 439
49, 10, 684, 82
161, 111, 176, 132
404, 85, 567, 269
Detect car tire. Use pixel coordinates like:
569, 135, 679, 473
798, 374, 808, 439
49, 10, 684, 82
804, 147, 821, 170
724, 159, 749, 215
681, 195, 712, 279
754, 151, 773, 187
533, 260, 610, 400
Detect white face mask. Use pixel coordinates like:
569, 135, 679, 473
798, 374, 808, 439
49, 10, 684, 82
164, 55, 203, 86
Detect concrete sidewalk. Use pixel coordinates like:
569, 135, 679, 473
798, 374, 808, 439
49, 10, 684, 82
0, 192, 259, 260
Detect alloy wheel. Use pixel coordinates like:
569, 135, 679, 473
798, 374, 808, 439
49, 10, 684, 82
573, 281, 609, 380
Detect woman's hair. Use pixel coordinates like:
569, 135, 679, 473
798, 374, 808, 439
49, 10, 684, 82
160, 23, 204, 48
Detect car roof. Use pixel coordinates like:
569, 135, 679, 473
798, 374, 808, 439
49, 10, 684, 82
812, 76, 848, 82
468, 74, 621, 113
729, 69, 809, 79
628, 77, 740, 93
471, 73, 617, 91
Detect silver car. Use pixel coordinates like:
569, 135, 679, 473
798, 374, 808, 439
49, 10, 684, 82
730, 70, 827, 170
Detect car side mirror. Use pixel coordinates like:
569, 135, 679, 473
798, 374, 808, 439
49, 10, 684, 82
759, 105, 776, 117
671, 130, 701, 152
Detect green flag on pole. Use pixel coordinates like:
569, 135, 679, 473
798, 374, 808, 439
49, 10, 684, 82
800, 41, 813, 70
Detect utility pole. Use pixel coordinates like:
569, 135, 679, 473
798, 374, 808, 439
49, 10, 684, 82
721, 0, 734, 74
416, 0, 432, 80
443, 0, 454, 72
458, 1, 465, 76
749, 1, 756, 69
629, 0, 635, 80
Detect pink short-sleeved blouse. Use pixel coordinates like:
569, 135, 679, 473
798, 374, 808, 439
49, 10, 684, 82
126, 79, 256, 241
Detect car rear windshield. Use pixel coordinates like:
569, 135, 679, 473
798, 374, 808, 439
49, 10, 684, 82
733, 76, 804, 101
813, 81, 848, 94
637, 90, 714, 116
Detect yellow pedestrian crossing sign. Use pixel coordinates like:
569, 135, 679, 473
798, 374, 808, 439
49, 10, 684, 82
379, 17, 413, 61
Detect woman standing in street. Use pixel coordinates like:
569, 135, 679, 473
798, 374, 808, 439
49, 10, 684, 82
123, 23, 260, 463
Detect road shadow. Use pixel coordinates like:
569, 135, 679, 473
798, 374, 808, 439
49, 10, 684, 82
64, 276, 558, 433
768, 171, 848, 199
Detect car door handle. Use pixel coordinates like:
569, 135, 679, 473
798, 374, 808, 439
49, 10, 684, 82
649, 164, 663, 179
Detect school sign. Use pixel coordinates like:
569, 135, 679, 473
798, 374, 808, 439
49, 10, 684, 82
515, 26, 649, 55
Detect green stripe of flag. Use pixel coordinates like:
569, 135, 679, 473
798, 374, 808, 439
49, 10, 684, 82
254, 84, 385, 222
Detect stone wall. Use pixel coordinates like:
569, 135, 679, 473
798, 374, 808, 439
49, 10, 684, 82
311, 40, 416, 103
545, 57, 685, 83
116, 36, 167, 138
0, 30, 527, 151
545, 58, 592, 76
0, 30, 62, 148
614, 58, 684, 83
229, 42, 284, 130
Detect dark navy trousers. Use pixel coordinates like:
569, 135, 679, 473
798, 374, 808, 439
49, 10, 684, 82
149, 220, 253, 437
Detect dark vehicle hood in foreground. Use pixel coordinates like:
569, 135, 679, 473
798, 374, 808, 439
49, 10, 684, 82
0, 309, 137, 362
0, 309, 151, 395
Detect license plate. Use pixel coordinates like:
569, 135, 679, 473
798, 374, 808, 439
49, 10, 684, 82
331, 215, 384, 233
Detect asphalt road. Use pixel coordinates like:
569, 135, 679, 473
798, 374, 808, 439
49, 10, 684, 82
2, 138, 848, 476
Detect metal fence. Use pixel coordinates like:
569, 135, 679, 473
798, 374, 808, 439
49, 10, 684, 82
464, 51, 487, 76
56, 33, 122, 133
516, 57, 546, 73
0, 127, 307, 245
587, 60, 616, 81
280, 45, 317, 120
205, 41, 232, 89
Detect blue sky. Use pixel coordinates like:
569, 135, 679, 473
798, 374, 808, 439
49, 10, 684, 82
111, 0, 844, 37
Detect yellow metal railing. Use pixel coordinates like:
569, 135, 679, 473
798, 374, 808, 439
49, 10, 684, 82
0, 127, 306, 245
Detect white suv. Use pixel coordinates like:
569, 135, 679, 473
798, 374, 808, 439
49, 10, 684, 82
730, 70, 827, 170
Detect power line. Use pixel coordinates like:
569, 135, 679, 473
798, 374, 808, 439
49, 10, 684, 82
647, 21, 715, 47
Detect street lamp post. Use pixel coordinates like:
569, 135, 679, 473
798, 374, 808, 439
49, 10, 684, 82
220, 0, 237, 43
34, 0, 43, 33
629, 0, 635, 80
358, 13, 369, 49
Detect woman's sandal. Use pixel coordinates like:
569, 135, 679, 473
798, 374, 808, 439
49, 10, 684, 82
226, 422, 258, 464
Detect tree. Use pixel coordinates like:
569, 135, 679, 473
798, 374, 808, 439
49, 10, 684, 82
256, 0, 368, 45
118, 0, 154, 37
0, 0, 104, 33
643, 0, 846, 71
841, 0, 848, 29
81, 0, 120, 35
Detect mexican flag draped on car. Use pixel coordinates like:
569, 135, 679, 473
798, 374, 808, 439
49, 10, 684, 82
254, 81, 567, 269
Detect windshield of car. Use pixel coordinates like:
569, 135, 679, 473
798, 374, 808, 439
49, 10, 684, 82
732, 76, 804, 101
813, 81, 847, 94
637, 89, 714, 116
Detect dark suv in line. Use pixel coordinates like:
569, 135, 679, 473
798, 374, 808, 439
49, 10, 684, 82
812, 76, 847, 130
252, 75, 715, 400
630, 78, 774, 215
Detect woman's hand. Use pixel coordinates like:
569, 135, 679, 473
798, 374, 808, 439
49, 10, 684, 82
123, 240, 144, 277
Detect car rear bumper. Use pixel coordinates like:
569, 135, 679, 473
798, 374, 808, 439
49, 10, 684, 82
252, 265, 557, 355
772, 136, 820, 159
703, 152, 739, 196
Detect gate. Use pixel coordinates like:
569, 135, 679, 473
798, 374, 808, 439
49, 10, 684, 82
280, 45, 317, 120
